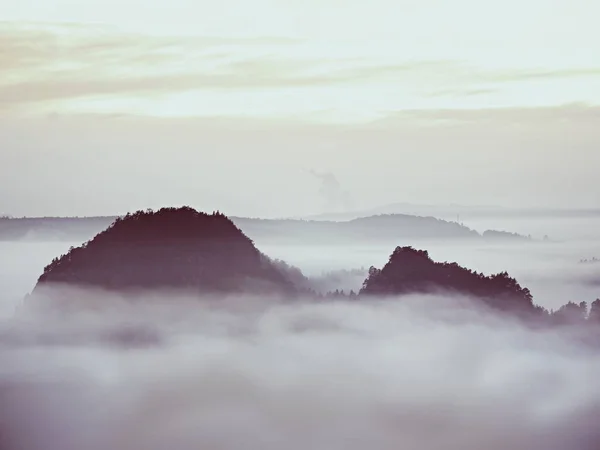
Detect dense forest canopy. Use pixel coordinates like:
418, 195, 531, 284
360, 246, 535, 313
359, 246, 600, 328
35, 207, 300, 295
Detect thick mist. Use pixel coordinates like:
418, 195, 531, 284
1, 213, 600, 449
2, 288, 600, 450
0, 241, 75, 317
259, 215, 600, 310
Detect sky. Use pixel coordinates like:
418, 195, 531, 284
1, 0, 599, 217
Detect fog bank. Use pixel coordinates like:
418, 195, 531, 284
1, 289, 600, 450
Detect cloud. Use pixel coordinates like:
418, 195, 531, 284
489, 67, 600, 82
2, 22, 600, 113
369, 103, 600, 128
306, 169, 355, 213
425, 88, 499, 98
2, 289, 600, 449
0, 23, 315, 106
0, 69, 331, 104
0, 26, 452, 105
0, 22, 297, 70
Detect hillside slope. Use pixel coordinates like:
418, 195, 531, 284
33, 207, 300, 295
360, 246, 537, 314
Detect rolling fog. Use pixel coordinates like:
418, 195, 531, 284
2, 290, 600, 449
259, 214, 600, 310
1, 214, 600, 449
261, 239, 600, 310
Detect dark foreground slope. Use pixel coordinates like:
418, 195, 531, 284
33, 207, 300, 296
360, 246, 538, 315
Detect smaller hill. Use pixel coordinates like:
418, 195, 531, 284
360, 246, 536, 313
34, 207, 300, 296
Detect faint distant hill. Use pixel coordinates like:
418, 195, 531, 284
305, 203, 600, 222
32, 207, 302, 296
304, 203, 481, 221
1, 213, 531, 245
0, 216, 114, 241
482, 230, 532, 242
232, 214, 481, 244
360, 246, 538, 314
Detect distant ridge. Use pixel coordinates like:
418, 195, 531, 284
232, 214, 533, 244
2, 212, 531, 244
304, 203, 600, 222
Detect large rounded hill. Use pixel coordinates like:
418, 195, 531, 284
34, 207, 301, 295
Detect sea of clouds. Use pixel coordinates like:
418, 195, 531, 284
1, 288, 600, 450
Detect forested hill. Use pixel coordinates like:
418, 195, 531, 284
360, 246, 536, 314
359, 246, 600, 328
33, 207, 301, 296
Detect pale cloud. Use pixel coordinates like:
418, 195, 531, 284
369, 103, 600, 127
491, 68, 600, 82
1, 23, 600, 119
425, 88, 499, 98
0, 0, 598, 217
0, 23, 296, 76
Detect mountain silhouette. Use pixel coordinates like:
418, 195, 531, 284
360, 246, 536, 314
34, 207, 301, 295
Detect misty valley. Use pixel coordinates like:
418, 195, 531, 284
1, 206, 600, 449
3, 0, 600, 447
